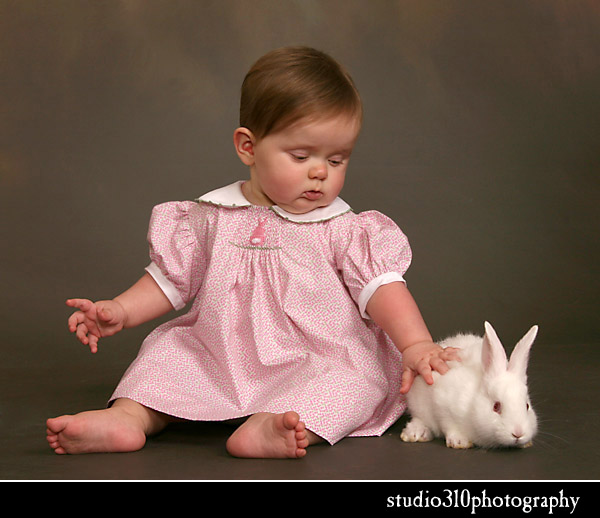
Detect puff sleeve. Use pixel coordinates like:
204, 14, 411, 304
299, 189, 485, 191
333, 211, 412, 319
144, 201, 206, 310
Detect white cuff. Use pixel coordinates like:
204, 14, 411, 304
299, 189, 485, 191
145, 262, 186, 310
358, 272, 406, 319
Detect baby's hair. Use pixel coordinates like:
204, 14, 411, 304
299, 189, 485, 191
240, 46, 362, 140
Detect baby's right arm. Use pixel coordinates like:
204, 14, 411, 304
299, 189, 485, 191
67, 272, 174, 353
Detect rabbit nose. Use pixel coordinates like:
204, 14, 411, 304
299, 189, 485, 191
512, 427, 524, 439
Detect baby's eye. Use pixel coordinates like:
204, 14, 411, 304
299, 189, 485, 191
328, 157, 345, 166
290, 153, 308, 161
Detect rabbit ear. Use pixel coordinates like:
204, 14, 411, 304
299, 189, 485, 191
508, 325, 538, 378
482, 322, 508, 378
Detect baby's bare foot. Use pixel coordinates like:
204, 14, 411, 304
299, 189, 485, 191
46, 407, 147, 454
225, 411, 311, 459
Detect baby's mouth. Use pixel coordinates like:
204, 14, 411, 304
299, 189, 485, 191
303, 190, 323, 201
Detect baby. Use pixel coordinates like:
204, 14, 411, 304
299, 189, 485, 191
47, 46, 457, 458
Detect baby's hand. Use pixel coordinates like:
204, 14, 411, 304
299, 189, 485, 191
400, 341, 460, 394
66, 298, 127, 353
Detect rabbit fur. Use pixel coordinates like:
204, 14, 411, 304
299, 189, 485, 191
401, 322, 538, 449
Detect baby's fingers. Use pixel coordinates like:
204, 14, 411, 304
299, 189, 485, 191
87, 334, 99, 354
441, 346, 461, 362
429, 355, 450, 375
400, 368, 415, 394
417, 358, 435, 385
67, 311, 85, 332
75, 322, 90, 344
66, 298, 94, 312
74, 322, 100, 352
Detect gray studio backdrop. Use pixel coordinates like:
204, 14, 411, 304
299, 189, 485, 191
1, 1, 598, 372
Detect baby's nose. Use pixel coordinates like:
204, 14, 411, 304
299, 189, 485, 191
309, 162, 328, 179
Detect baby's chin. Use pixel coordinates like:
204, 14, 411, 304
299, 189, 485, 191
277, 195, 335, 214
276, 198, 330, 215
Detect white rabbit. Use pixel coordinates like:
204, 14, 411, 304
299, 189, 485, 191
401, 322, 538, 449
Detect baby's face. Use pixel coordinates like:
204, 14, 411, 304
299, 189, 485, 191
244, 114, 361, 214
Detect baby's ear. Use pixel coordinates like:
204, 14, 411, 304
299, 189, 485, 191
233, 127, 256, 166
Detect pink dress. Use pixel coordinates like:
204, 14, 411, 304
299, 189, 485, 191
110, 181, 412, 444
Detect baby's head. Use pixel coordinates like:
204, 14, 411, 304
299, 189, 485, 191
239, 46, 362, 141
235, 47, 362, 214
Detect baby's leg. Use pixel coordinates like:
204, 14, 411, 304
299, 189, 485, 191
225, 411, 322, 459
46, 398, 172, 454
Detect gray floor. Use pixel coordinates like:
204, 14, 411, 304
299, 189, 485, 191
2, 341, 598, 481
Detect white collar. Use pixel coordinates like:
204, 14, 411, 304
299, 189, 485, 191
196, 181, 352, 223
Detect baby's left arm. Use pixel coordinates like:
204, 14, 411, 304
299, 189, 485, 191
365, 282, 459, 394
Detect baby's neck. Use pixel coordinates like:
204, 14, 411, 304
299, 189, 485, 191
241, 180, 273, 208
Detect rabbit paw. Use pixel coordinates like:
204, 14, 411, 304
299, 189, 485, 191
445, 433, 473, 449
400, 418, 433, 443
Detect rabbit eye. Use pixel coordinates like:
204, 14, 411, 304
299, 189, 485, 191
493, 401, 502, 414
526, 402, 530, 411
